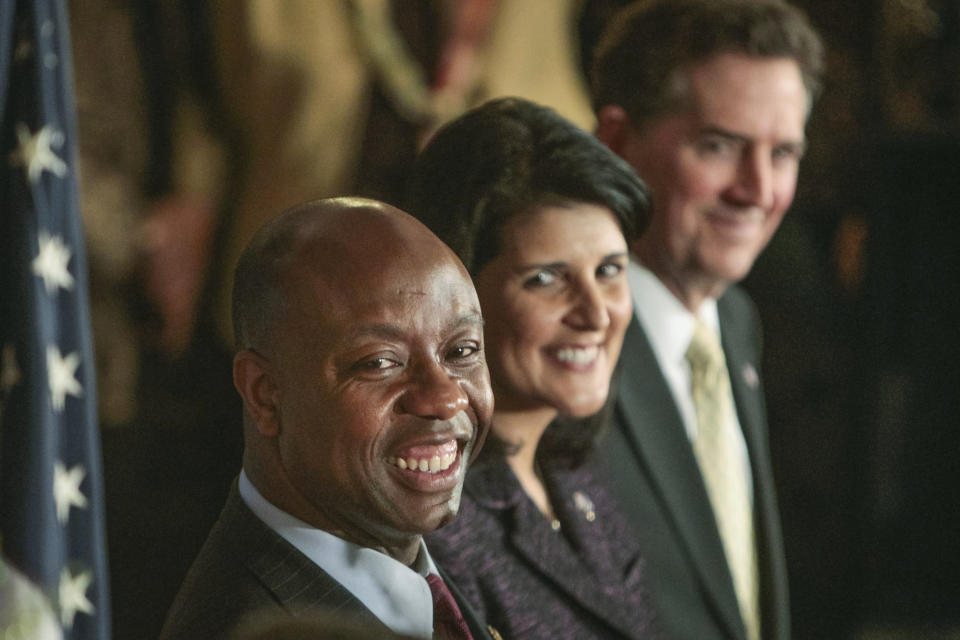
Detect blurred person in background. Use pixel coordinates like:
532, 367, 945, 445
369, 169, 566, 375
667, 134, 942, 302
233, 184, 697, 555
590, 1, 824, 638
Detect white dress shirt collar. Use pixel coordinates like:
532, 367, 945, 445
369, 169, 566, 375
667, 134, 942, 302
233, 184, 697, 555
626, 260, 753, 502
238, 470, 438, 639
628, 261, 721, 362
627, 259, 722, 440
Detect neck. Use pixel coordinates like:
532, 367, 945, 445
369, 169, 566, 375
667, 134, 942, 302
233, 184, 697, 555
634, 244, 727, 313
246, 449, 422, 566
494, 407, 557, 518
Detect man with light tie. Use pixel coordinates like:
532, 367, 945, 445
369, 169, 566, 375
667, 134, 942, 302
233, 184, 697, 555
591, 1, 825, 638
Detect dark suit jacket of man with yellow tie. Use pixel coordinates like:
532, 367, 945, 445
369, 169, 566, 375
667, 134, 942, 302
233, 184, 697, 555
602, 282, 787, 639
591, 1, 825, 638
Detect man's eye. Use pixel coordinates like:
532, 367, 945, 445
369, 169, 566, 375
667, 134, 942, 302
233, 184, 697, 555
447, 344, 479, 360
772, 144, 804, 163
357, 357, 398, 371
524, 270, 557, 288
697, 137, 734, 156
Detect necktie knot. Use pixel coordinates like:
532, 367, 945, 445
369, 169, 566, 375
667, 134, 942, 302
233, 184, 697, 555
427, 573, 474, 640
686, 320, 726, 380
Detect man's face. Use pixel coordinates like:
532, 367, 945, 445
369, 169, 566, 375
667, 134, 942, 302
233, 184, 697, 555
616, 53, 808, 309
270, 239, 493, 551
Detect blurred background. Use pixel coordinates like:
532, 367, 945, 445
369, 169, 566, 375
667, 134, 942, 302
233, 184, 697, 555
67, 1, 960, 638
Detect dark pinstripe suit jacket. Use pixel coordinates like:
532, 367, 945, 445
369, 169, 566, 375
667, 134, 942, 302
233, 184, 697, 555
598, 286, 789, 640
159, 482, 493, 640
427, 456, 658, 639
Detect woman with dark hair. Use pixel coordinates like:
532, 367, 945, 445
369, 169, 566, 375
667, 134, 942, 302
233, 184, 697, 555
408, 97, 657, 639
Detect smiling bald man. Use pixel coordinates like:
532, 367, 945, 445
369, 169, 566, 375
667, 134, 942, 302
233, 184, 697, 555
160, 198, 495, 640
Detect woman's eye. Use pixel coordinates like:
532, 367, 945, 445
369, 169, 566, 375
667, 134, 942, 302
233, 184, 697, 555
524, 270, 557, 288
597, 262, 624, 279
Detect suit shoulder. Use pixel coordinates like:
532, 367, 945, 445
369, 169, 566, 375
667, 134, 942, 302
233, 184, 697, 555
719, 284, 761, 326
160, 495, 282, 639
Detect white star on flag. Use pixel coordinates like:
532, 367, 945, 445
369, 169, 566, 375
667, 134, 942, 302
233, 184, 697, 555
47, 345, 82, 412
53, 461, 88, 524
58, 567, 95, 629
9, 122, 67, 183
32, 232, 74, 294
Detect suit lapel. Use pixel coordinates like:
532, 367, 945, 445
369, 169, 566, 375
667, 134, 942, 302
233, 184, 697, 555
220, 487, 389, 630
225, 486, 498, 640
546, 463, 650, 639
613, 316, 745, 638
718, 291, 790, 639
471, 460, 643, 639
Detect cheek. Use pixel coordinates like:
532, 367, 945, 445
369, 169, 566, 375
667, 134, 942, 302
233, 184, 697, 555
674, 159, 729, 203
609, 288, 634, 332
605, 287, 633, 350
492, 300, 550, 355
511, 308, 557, 357
772, 173, 798, 215
465, 376, 494, 429
315, 390, 388, 456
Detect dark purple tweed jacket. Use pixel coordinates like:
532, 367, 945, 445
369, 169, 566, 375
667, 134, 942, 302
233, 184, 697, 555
426, 455, 659, 640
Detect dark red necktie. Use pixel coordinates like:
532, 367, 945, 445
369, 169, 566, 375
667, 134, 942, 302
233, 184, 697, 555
427, 573, 475, 640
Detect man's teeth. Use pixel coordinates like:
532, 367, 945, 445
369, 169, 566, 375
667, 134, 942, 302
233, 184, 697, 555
386, 452, 456, 473
554, 346, 599, 364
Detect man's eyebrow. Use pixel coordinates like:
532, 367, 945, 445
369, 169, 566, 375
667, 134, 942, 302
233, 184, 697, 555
340, 323, 406, 343
699, 125, 750, 143
448, 312, 485, 331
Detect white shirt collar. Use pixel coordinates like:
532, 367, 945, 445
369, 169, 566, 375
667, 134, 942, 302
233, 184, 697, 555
238, 470, 438, 639
627, 259, 721, 369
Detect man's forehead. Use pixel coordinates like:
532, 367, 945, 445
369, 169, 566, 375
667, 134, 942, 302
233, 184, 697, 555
336, 311, 485, 343
676, 57, 807, 136
286, 257, 479, 326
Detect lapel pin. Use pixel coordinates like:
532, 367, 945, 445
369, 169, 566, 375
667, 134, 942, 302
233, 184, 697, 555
573, 491, 596, 522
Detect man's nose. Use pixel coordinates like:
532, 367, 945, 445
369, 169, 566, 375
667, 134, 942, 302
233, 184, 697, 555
728, 148, 775, 210
564, 281, 611, 331
397, 360, 468, 420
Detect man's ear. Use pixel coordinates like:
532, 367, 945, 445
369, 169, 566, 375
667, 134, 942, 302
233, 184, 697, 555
234, 349, 281, 437
595, 104, 631, 154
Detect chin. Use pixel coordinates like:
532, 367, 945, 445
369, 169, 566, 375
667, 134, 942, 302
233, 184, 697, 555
706, 255, 760, 286
429, 510, 459, 531
417, 492, 462, 532
557, 391, 609, 418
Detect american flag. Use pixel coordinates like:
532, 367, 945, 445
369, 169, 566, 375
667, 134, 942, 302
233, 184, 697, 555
0, 0, 111, 639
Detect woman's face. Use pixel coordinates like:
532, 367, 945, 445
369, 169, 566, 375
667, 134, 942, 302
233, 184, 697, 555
475, 203, 632, 418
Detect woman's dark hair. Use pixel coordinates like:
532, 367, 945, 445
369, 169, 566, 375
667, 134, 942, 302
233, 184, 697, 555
405, 96, 651, 465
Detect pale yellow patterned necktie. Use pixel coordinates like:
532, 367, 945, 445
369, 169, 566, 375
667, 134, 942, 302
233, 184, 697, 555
686, 320, 759, 640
